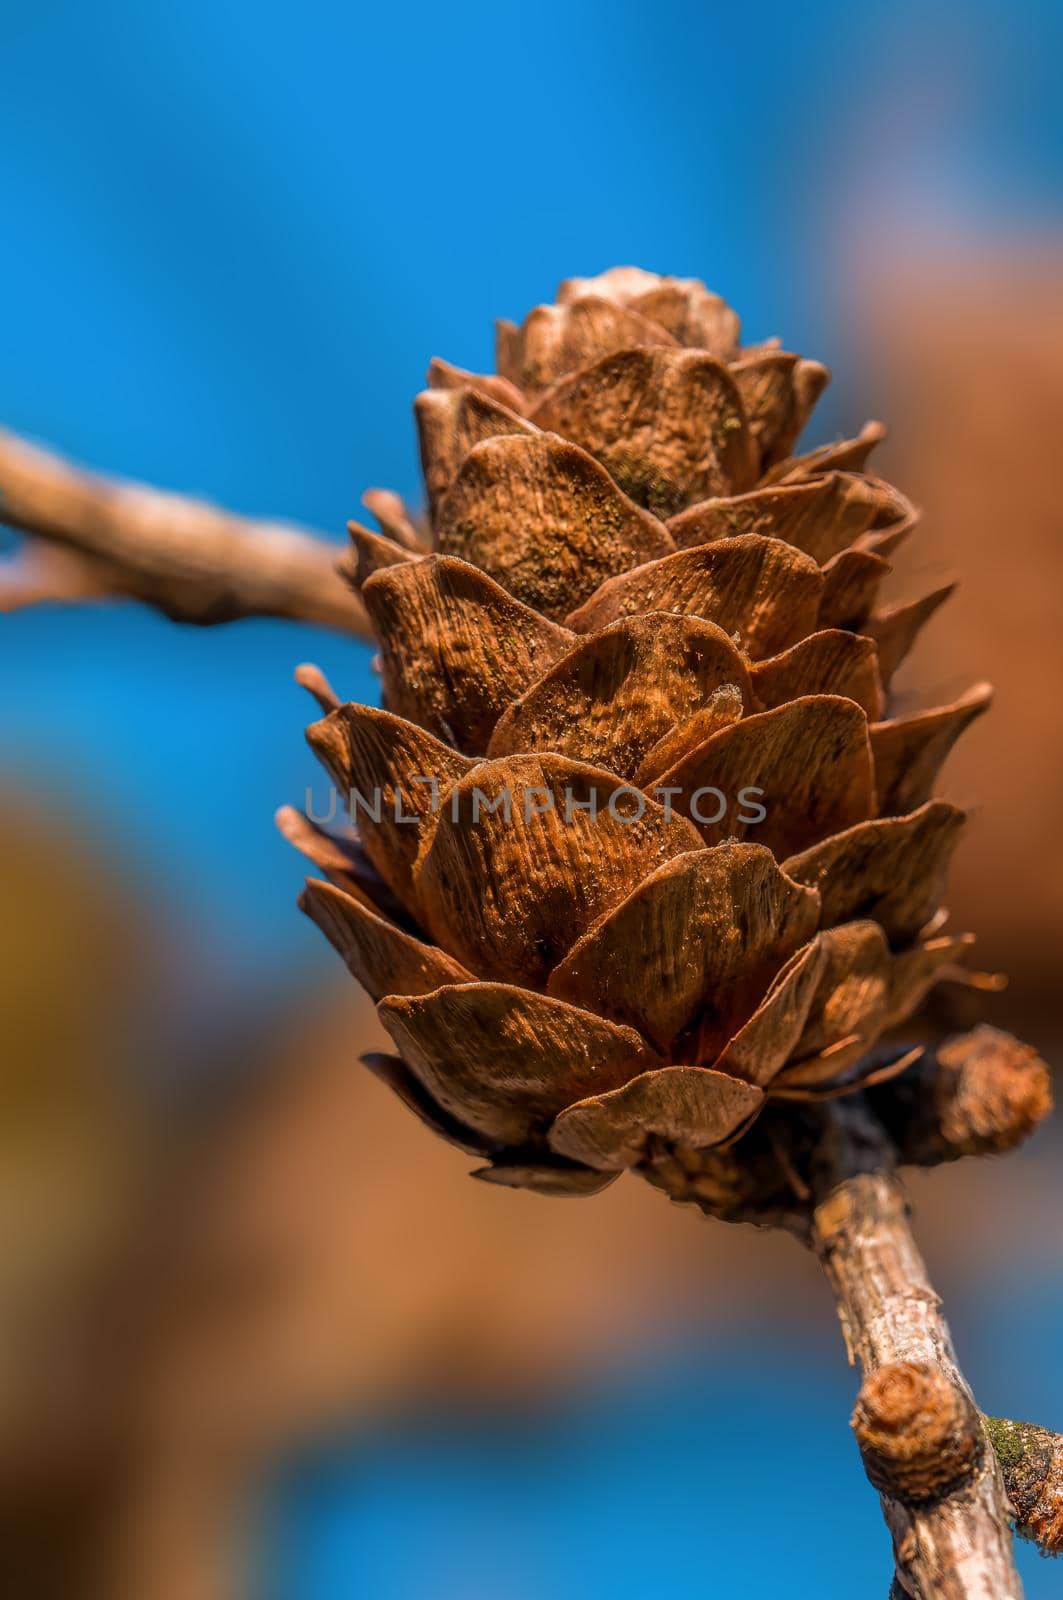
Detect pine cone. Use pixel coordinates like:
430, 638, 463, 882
281, 266, 1037, 1210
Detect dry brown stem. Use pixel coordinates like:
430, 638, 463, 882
813, 1124, 1022, 1599
0, 425, 370, 636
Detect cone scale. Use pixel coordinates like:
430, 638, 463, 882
285, 266, 1045, 1218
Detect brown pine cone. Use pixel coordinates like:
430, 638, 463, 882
279, 266, 1048, 1208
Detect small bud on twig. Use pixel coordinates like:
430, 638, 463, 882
867, 1025, 1052, 1166
853, 1363, 982, 1501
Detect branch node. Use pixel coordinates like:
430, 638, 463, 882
853, 1363, 982, 1502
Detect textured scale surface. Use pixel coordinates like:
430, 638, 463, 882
285, 267, 995, 1208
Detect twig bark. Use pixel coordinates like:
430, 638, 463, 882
813, 1136, 1022, 1599
0, 425, 371, 636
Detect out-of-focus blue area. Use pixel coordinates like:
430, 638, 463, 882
260, 1289, 1063, 1600
261, 1341, 889, 1600
4, 5, 1063, 1596
3, 0, 1062, 975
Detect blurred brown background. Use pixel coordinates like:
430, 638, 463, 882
5, 0, 1063, 1576
2, 245, 1062, 1599
863, 251, 1063, 1018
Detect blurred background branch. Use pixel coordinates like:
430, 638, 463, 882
0, 426, 369, 636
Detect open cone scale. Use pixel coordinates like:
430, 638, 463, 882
281, 266, 1049, 1212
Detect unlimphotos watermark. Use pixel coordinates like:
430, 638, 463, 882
305, 780, 767, 829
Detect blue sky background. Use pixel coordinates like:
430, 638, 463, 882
3, 2, 1062, 1594
261, 1295, 1063, 1599
4, 0, 1061, 980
